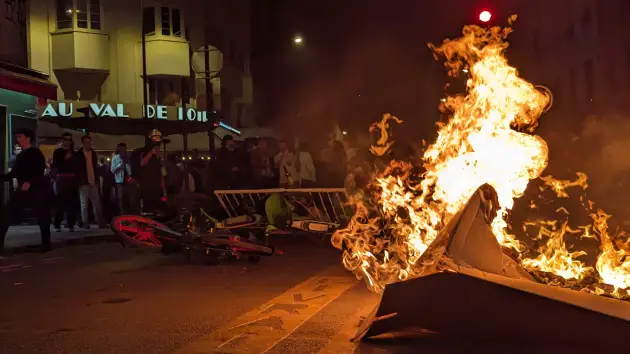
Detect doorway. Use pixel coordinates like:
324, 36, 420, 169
0, 106, 7, 204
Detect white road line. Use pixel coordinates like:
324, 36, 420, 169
217, 333, 245, 349
0, 264, 25, 271
261, 283, 355, 354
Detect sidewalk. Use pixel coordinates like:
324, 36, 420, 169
4, 225, 113, 253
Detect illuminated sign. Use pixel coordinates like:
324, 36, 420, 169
41, 102, 212, 122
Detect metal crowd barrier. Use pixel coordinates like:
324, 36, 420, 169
213, 188, 353, 225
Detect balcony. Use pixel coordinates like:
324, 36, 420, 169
145, 37, 190, 77
51, 30, 109, 72
143, 6, 190, 77
51, 0, 109, 73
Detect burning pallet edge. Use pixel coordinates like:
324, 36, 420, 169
352, 186, 630, 347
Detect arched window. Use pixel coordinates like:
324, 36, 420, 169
142, 7, 183, 38
56, 0, 102, 30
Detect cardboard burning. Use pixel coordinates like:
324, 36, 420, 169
354, 185, 630, 347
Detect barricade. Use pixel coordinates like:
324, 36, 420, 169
213, 188, 352, 225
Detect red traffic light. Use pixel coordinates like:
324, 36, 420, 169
479, 10, 491, 23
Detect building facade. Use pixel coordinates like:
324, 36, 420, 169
27, 0, 254, 150
510, 0, 630, 121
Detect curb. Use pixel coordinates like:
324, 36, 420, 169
4, 232, 116, 256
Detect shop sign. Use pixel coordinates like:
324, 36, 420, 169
41, 102, 211, 122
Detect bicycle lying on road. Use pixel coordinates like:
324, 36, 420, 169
110, 193, 341, 264
111, 194, 277, 264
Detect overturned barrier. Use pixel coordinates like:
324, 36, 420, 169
354, 186, 630, 348
214, 188, 352, 225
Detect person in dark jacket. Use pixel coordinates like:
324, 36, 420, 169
74, 135, 104, 228
130, 130, 165, 212
215, 135, 245, 189
0, 128, 52, 253
51, 132, 78, 232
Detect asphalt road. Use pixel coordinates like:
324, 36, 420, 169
0, 235, 376, 354
0, 235, 622, 354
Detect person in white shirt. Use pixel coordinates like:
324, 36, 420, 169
296, 142, 316, 187
274, 141, 298, 188
110, 143, 131, 213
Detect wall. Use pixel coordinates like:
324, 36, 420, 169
27, 0, 254, 136
0, 0, 28, 66
511, 0, 630, 118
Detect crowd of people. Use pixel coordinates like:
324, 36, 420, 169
0, 127, 378, 255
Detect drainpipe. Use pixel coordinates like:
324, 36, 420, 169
141, 0, 150, 145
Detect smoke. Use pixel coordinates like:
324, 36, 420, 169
545, 113, 630, 216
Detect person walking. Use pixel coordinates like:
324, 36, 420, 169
0, 128, 52, 254
74, 135, 105, 229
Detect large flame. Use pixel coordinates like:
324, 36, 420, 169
333, 17, 550, 292
332, 17, 630, 297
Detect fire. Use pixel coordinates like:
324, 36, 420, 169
539, 172, 588, 198
593, 210, 630, 294
520, 220, 593, 281
333, 17, 551, 292
332, 16, 630, 298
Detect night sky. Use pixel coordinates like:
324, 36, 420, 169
252, 1, 517, 141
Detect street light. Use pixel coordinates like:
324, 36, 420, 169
293, 35, 304, 45
479, 10, 492, 23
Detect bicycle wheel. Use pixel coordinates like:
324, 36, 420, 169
111, 214, 173, 249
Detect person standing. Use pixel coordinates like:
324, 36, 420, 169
215, 135, 245, 189
51, 132, 78, 232
296, 142, 317, 188
274, 141, 298, 188
250, 140, 275, 189
136, 130, 165, 212
0, 128, 52, 253
110, 143, 131, 214
74, 135, 105, 229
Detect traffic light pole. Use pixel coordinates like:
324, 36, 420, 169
204, 16, 215, 157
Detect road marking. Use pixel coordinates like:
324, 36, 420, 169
0, 264, 26, 272
173, 264, 357, 354
0, 264, 25, 271
317, 291, 381, 354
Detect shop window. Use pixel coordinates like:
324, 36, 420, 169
143, 7, 183, 38
56, 0, 102, 30
149, 79, 181, 106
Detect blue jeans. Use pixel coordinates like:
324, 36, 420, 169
79, 184, 103, 226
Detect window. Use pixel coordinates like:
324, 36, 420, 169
584, 59, 594, 99
160, 7, 170, 35
89, 0, 101, 30
142, 7, 155, 35
172, 9, 181, 37
56, 0, 73, 29
56, 0, 102, 30
144, 7, 183, 38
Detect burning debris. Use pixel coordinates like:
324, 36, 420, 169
332, 16, 630, 342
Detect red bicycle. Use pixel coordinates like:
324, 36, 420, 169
111, 214, 277, 264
